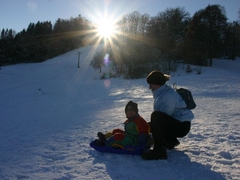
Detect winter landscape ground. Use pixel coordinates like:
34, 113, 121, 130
0, 44, 240, 180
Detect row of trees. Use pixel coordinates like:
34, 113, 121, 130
0, 15, 93, 65
90, 5, 240, 78
1, 4, 240, 79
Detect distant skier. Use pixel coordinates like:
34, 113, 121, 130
141, 70, 194, 160
95, 101, 150, 148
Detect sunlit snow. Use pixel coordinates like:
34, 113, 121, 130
0, 44, 239, 180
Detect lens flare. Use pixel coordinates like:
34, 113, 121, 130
104, 79, 111, 87
104, 53, 110, 65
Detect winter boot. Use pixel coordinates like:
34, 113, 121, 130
141, 141, 167, 160
97, 132, 106, 142
166, 138, 180, 150
94, 139, 106, 146
141, 147, 167, 160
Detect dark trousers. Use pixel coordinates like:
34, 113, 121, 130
150, 111, 191, 149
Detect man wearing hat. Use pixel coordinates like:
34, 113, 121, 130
141, 70, 194, 160
95, 101, 150, 148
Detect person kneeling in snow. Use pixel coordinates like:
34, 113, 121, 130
141, 70, 194, 160
95, 101, 150, 148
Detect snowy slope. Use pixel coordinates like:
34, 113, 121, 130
0, 44, 240, 180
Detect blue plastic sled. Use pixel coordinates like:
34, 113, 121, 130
90, 141, 146, 155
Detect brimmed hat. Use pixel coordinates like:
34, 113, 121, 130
146, 70, 170, 85
125, 101, 138, 113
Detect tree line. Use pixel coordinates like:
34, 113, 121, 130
0, 15, 93, 65
1, 4, 240, 79
90, 5, 240, 78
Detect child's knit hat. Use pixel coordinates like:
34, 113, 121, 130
125, 101, 138, 113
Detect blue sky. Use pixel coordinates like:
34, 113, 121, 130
0, 0, 239, 33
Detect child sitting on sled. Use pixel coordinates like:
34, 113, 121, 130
95, 101, 150, 148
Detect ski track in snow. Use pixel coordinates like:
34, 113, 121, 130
0, 45, 240, 180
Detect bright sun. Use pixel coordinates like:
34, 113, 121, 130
97, 19, 116, 38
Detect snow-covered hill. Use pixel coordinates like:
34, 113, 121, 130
0, 44, 239, 180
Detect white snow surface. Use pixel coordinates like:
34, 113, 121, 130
0, 44, 240, 180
